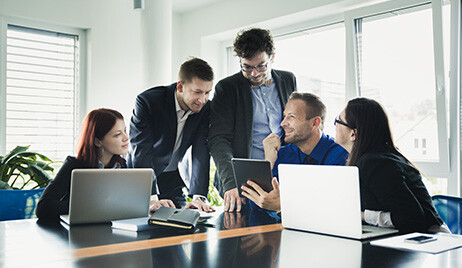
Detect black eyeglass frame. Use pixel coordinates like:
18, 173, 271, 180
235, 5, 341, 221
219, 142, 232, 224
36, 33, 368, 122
240, 62, 269, 73
334, 116, 353, 129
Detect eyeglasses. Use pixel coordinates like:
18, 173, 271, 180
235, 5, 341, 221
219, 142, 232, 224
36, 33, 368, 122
240, 62, 269, 73
334, 116, 352, 128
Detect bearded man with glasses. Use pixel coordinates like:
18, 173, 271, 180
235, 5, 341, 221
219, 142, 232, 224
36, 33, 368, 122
209, 28, 297, 212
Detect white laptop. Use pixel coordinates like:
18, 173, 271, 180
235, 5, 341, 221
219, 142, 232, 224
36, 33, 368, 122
60, 168, 153, 225
278, 164, 399, 240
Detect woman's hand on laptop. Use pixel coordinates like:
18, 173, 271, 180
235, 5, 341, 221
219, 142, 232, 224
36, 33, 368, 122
149, 199, 175, 212
241, 178, 281, 211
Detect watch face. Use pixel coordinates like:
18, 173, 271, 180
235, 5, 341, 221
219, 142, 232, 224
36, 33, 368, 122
197, 196, 207, 202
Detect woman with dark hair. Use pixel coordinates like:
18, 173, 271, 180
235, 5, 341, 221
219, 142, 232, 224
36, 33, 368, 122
335, 98, 449, 233
36, 108, 174, 219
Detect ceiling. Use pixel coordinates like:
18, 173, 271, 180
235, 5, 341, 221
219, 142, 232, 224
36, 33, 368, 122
172, 0, 224, 14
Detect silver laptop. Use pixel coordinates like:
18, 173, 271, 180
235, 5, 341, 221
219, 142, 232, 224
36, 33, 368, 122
278, 164, 398, 240
60, 168, 153, 225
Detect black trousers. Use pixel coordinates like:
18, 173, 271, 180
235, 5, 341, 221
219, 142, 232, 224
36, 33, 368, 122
156, 170, 187, 208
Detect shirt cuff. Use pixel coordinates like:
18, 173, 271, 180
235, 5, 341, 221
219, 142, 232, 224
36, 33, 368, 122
193, 195, 207, 202
150, 194, 159, 201
364, 209, 394, 228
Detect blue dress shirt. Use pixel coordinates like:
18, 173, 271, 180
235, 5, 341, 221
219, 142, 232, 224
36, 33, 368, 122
272, 133, 349, 178
250, 75, 283, 159
248, 133, 348, 214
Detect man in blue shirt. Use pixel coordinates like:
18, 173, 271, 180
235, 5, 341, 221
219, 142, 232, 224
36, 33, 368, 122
241, 92, 348, 211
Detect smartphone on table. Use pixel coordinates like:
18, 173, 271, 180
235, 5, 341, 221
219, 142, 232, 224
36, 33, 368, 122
404, 235, 437, 244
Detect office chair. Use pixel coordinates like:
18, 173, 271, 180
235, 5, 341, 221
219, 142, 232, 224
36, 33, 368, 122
432, 195, 462, 234
0, 188, 44, 221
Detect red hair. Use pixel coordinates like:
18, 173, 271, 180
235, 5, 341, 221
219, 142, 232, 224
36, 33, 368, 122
76, 108, 125, 167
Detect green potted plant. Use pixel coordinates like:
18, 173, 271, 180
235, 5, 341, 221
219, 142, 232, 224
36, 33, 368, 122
0, 145, 54, 220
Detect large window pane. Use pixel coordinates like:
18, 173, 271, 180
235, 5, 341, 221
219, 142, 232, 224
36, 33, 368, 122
358, 7, 439, 162
273, 24, 346, 136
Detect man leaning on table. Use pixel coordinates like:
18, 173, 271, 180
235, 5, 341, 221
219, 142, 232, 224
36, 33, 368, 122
128, 57, 215, 212
241, 92, 349, 212
208, 28, 297, 213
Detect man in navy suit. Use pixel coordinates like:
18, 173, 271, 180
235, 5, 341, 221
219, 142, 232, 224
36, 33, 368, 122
128, 58, 214, 212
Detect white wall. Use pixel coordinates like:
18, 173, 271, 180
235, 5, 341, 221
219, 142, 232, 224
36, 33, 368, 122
0, 0, 149, 123
173, 0, 386, 80
0, 0, 387, 120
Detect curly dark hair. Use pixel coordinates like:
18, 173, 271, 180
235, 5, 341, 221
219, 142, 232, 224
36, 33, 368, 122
233, 28, 274, 59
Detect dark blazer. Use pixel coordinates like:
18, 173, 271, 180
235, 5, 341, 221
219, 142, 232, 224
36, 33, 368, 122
357, 150, 444, 233
208, 70, 297, 194
127, 82, 210, 196
36, 156, 127, 219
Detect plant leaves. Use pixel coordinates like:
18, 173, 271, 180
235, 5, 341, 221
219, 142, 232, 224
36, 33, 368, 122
0, 180, 13, 189
1, 145, 30, 165
0, 145, 53, 189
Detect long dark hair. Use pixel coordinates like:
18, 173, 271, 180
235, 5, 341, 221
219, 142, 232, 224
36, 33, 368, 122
76, 108, 125, 167
345, 98, 412, 166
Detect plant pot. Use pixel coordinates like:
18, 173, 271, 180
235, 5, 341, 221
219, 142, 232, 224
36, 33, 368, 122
0, 188, 44, 221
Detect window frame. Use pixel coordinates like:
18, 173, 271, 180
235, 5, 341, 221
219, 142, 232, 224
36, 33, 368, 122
0, 15, 87, 157
345, 0, 460, 195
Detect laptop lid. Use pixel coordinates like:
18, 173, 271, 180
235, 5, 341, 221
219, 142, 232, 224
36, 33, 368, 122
278, 164, 397, 240
62, 168, 153, 225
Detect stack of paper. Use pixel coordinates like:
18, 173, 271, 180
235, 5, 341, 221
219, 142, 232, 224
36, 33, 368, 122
371, 232, 462, 254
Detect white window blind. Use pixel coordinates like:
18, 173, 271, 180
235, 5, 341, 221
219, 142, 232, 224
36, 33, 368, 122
6, 25, 79, 161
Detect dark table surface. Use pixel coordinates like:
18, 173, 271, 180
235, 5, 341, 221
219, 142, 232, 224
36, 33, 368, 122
1, 207, 461, 268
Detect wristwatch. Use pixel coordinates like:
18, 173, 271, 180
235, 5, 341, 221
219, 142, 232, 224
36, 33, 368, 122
193, 195, 208, 203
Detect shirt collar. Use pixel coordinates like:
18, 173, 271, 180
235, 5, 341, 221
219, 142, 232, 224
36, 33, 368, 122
98, 160, 121, 169
174, 90, 193, 118
251, 72, 273, 88
309, 133, 330, 163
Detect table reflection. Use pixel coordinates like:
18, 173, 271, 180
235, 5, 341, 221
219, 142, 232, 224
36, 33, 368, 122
279, 229, 363, 267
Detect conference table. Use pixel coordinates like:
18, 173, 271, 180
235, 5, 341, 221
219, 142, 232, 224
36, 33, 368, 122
1, 208, 461, 267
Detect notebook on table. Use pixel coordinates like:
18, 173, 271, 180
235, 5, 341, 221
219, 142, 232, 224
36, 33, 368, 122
148, 207, 200, 230
278, 164, 399, 240
60, 168, 153, 225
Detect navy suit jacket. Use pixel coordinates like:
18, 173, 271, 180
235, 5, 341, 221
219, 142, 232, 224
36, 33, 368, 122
127, 82, 210, 196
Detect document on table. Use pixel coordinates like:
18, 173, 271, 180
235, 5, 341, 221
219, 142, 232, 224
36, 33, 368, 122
189, 206, 223, 220
371, 232, 462, 254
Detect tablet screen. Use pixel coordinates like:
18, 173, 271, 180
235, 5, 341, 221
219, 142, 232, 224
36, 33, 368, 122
231, 158, 273, 197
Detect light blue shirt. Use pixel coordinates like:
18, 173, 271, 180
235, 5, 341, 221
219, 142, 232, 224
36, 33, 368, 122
250, 75, 283, 159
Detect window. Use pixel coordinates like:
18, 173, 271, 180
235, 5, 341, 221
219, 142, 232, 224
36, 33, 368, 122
356, 6, 442, 162
222, 0, 459, 195
1, 23, 82, 162
273, 24, 346, 137
349, 1, 453, 194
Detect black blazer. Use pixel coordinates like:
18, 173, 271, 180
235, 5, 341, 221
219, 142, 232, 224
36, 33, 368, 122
127, 82, 210, 196
36, 156, 127, 219
208, 70, 297, 194
357, 151, 444, 233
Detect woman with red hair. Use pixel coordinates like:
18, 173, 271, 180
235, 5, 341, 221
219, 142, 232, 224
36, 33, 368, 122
37, 108, 134, 219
